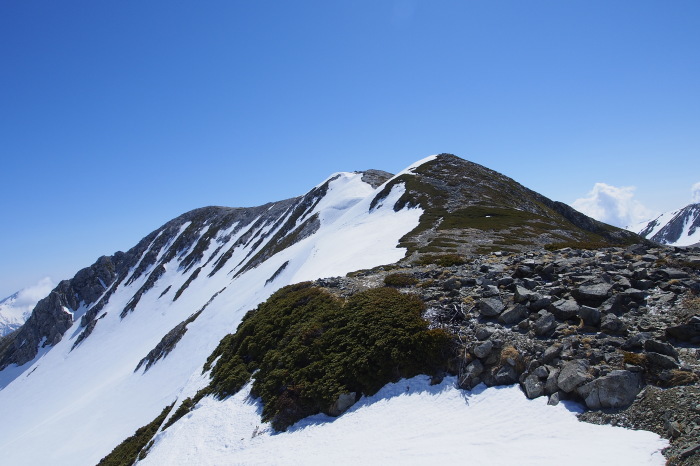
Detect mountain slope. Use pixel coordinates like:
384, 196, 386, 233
0, 154, 648, 465
630, 203, 700, 246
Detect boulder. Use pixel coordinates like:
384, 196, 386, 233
548, 299, 580, 320
643, 340, 679, 359
327, 392, 357, 416
572, 283, 612, 306
499, 304, 529, 325
459, 360, 484, 390
522, 374, 545, 399
534, 312, 557, 336
557, 359, 591, 393
601, 314, 626, 335
493, 365, 519, 385
479, 298, 505, 317
578, 306, 601, 327
582, 370, 643, 410
473, 340, 494, 359
514, 286, 537, 303
646, 352, 679, 370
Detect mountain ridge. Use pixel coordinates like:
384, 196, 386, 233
0, 154, 668, 466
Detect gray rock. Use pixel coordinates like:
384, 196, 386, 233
473, 340, 494, 359
514, 285, 537, 303
582, 370, 643, 410
534, 312, 557, 336
493, 365, 519, 385
572, 283, 612, 306
479, 297, 505, 317
557, 359, 591, 393
545, 368, 560, 395
533, 365, 549, 379
601, 314, 626, 335
578, 305, 601, 327
542, 344, 561, 364
548, 299, 579, 320
548, 391, 561, 406
643, 340, 679, 359
459, 360, 484, 390
499, 304, 528, 325
327, 392, 357, 416
522, 374, 545, 399
646, 352, 679, 370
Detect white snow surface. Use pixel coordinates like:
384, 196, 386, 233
142, 376, 667, 466
0, 170, 422, 465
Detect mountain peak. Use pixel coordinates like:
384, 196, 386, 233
633, 202, 700, 247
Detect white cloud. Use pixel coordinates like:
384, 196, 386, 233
13, 277, 55, 308
692, 182, 700, 203
571, 183, 657, 228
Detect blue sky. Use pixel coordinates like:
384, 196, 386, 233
1, 0, 699, 298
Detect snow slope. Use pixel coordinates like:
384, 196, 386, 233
142, 376, 667, 466
0, 168, 423, 465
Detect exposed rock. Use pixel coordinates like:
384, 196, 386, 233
499, 304, 528, 325
572, 283, 613, 307
557, 359, 591, 393
548, 299, 579, 320
582, 370, 643, 410
473, 341, 494, 359
534, 312, 557, 336
479, 298, 505, 317
522, 374, 545, 399
578, 305, 601, 327
327, 392, 358, 416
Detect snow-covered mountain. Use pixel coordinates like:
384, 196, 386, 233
0, 278, 54, 336
629, 203, 700, 247
0, 154, 659, 465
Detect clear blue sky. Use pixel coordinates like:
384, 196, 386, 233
1, 1, 699, 298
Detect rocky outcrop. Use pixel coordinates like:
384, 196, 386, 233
316, 241, 699, 464
0, 255, 131, 369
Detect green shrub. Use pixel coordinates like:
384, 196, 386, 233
98, 403, 174, 466
417, 254, 466, 267
204, 283, 452, 431
383, 273, 419, 287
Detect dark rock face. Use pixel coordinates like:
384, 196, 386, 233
0, 254, 130, 368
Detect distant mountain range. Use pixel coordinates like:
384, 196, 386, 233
629, 203, 700, 247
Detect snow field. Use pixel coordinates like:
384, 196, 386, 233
142, 376, 667, 466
